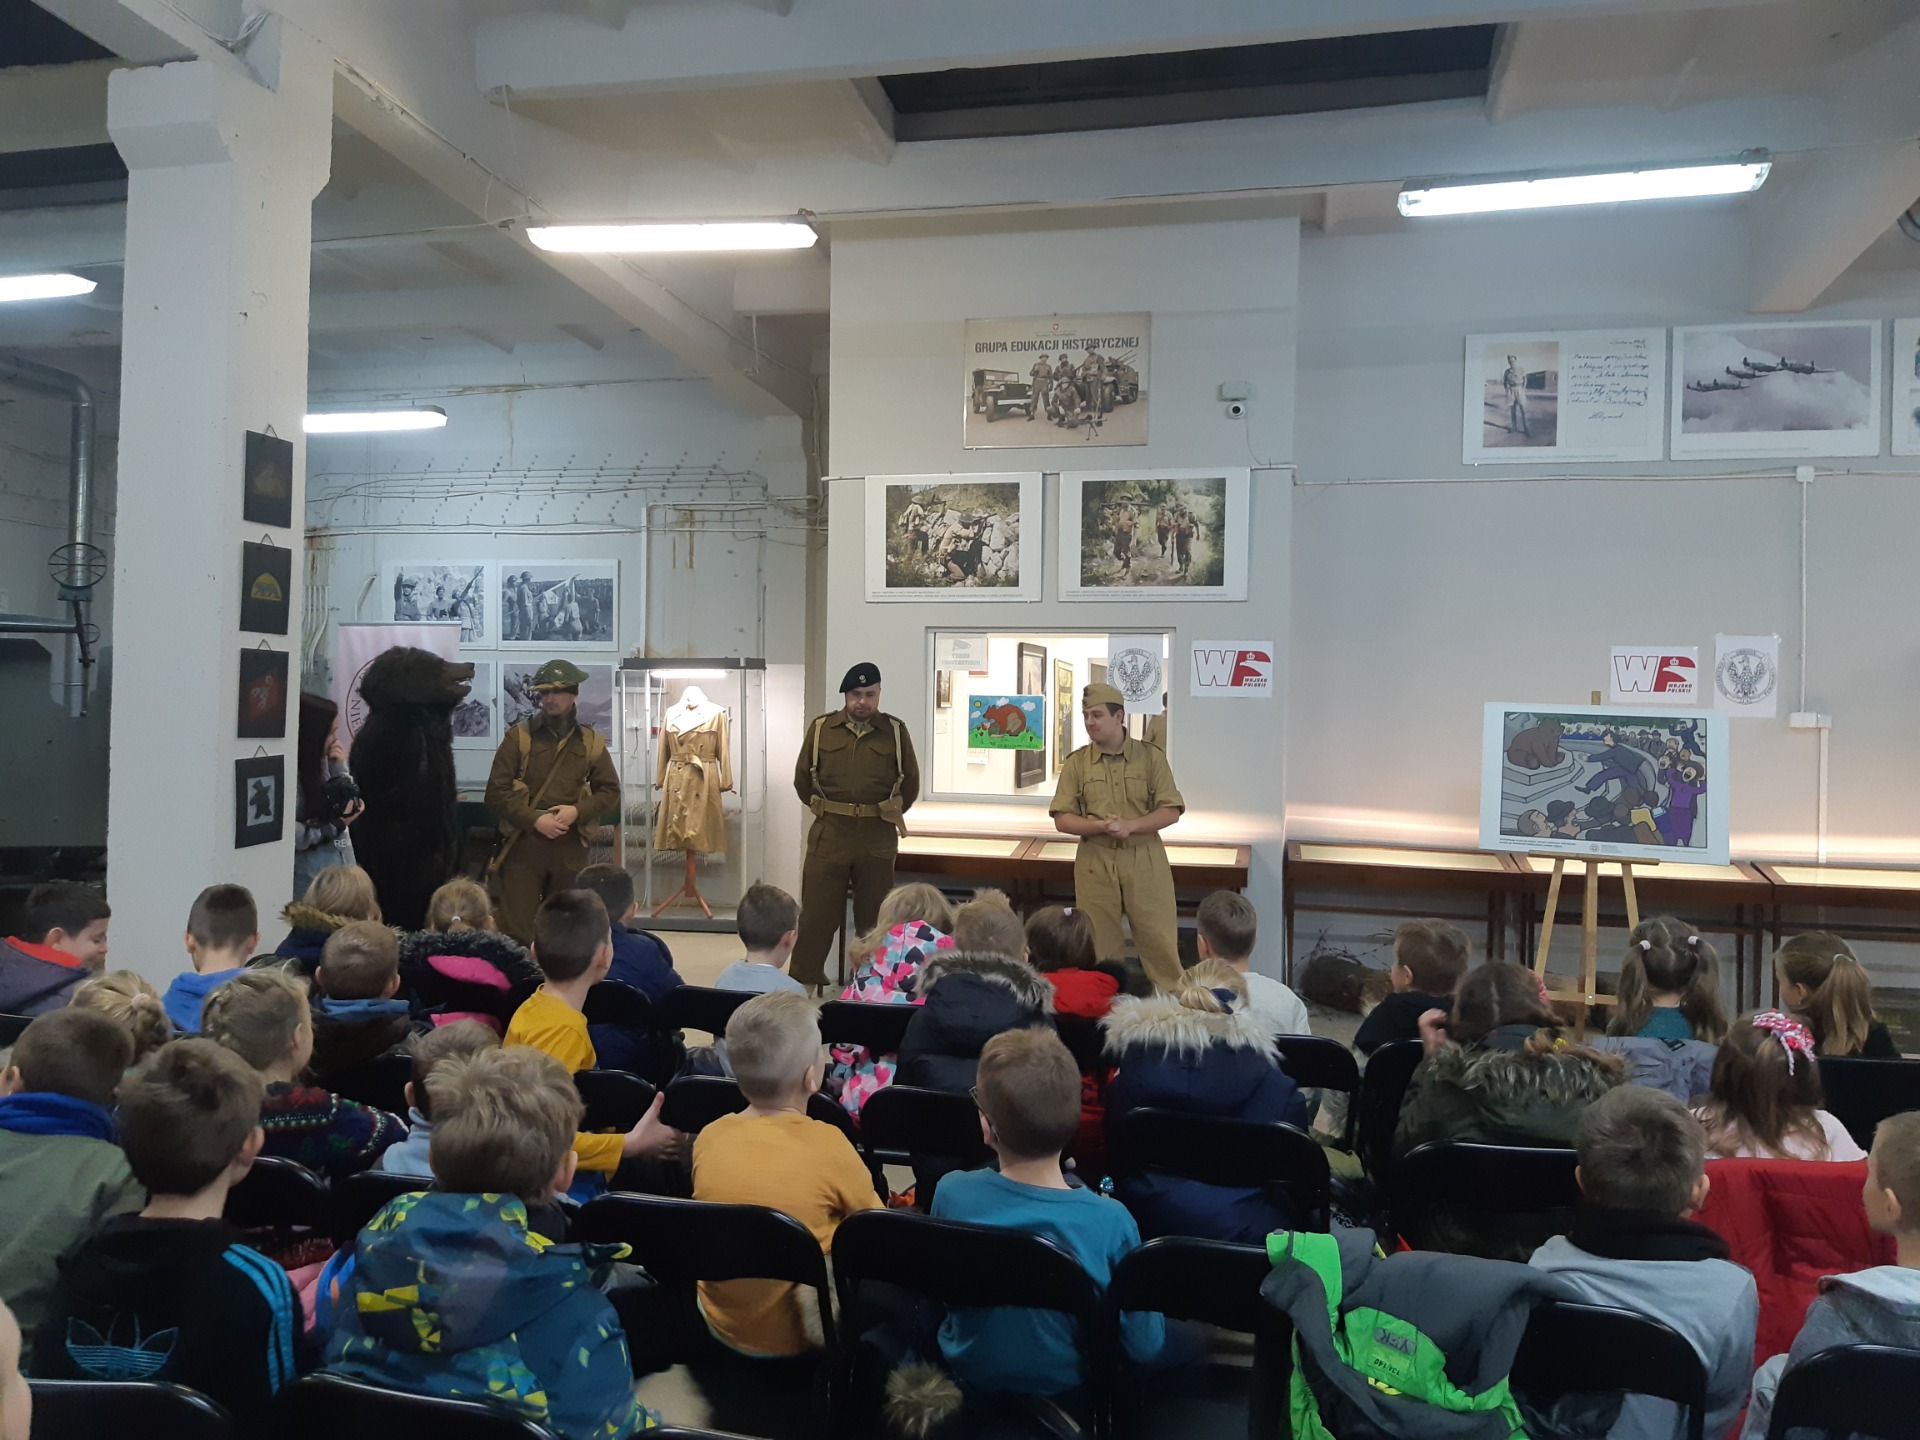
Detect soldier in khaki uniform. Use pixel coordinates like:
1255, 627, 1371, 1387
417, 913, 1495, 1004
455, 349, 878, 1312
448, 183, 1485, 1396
484, 658, 621, 942
1051, 682, 1185, 991
791, 662, 919, 988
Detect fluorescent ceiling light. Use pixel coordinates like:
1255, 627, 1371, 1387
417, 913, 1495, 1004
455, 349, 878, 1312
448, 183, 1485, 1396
526, 221, 818, 253
653, 669, 728, 679
304, 407, 448, 434
0, 273, 96, 302
1397, 158, 1770, 217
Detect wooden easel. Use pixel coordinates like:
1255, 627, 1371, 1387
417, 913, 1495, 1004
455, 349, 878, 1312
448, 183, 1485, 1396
652, 851, 713, 920
1531, 855, 1650, 1039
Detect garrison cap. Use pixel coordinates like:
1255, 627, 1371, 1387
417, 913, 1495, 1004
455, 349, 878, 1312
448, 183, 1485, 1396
1082, 682, 1125, 709
529, 658, 589, 693
840, 662, 882, 692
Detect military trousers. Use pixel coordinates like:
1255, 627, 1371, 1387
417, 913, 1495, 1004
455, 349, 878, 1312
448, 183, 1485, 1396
488, 830, 591, 944
793, 813, 897, 988
1074, 833, 1181, 992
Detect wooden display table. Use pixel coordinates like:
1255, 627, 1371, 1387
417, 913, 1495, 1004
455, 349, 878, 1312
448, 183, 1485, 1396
893, 832, 1251, 910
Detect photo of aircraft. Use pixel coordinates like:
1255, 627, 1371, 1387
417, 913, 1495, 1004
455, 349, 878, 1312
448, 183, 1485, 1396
1689, 378, 1747, 392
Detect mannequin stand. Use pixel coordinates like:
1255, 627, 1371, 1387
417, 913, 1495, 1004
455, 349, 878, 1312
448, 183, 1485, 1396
652, 851, 713, 920
1531, 855, 1647, 1040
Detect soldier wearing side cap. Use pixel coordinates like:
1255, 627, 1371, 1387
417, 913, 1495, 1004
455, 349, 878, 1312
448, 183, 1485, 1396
484, 658, 621, 942
791, 662, 920, 989
1051, 681, 1185, 991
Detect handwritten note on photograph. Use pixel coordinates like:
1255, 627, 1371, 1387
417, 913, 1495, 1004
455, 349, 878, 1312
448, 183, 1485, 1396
1464, 329, 1667, 465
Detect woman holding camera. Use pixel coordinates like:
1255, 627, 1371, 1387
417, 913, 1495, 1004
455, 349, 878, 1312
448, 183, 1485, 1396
293, 692, 365, 898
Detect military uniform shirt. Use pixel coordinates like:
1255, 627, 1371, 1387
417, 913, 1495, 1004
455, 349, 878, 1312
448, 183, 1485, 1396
1050, 736, 1183, 820
792, 712, 920, 809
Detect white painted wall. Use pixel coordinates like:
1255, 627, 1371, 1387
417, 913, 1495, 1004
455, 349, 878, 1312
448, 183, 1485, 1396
1292, 204, 1920, 861
828, 215, 1298, 947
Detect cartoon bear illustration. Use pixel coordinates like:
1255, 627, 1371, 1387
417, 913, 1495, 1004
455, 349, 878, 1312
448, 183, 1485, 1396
1506, 720, 1564, 770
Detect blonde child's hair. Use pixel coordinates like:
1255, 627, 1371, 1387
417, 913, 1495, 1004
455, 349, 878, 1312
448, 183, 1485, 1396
726, 991, 822, 1104
1609, 915, 1727, 1043
201, 967, 309, 1072
428, 1046, 582, 1200
70, 971, 172, 1065
952, 888, 1026, 961
1696, 1016, 1833, 1160
1169, 957, 1249, 1015
426, 878, 492, 934
851, 882, 954, 960
299, 864, 382, 923
1775, 932, 1878, 1057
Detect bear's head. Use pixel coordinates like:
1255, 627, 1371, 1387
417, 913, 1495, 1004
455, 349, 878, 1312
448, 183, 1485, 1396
359, 646, 474, 713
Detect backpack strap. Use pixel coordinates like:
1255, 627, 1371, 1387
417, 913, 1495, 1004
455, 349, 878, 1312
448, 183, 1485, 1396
807, 715, 828, 797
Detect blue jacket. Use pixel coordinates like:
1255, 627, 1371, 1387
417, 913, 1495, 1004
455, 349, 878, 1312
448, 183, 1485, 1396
325, 1191, 651, 1440
162, 969, 243, 1033
606, 923, 681, 1004
1103, 991, 1308, 1244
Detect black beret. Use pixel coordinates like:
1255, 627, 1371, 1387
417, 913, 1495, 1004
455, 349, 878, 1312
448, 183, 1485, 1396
839, 662, 882, 692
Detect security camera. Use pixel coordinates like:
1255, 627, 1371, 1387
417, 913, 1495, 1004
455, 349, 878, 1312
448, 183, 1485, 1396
1226, 401, 1248, 419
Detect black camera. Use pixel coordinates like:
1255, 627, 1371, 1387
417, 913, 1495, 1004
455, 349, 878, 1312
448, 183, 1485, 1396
320, 772, 362, 822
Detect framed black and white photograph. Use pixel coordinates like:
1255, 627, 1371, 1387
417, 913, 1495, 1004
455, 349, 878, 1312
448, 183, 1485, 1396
1671, 320, 1881, 459
1893, 318, 1920, 458
239, 541, 291, 634
384, 562, 492, 646
451, 660, 497, 749
1463, 330, 1665, 465
864, 474, 1042, 602
500, 660, 615, 734
242, 429, 294, 529
234, 754, 285, 848
963, 313, 1150, 449
236, 647, 289, 739
499, 562, 618, 650
1057, 469, 1250, 601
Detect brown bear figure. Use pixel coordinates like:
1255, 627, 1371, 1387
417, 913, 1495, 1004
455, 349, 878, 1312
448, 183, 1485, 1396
348, 646, 475, 930
1506, 720, 1564, 770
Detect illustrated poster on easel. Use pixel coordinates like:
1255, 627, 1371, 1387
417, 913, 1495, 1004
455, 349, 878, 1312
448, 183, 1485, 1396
1479, 703, 1730, 867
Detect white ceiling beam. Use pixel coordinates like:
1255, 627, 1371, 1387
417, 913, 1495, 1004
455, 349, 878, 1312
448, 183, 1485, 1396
1748, 141, 1920, 313
733, 253, 830, 315
556, 322, 606, 350
424, 239, 510, 285
25, 0, 249, 67
0, 59, 118, 154
475, 0, 1770, 99
1317, 182, 1405, 232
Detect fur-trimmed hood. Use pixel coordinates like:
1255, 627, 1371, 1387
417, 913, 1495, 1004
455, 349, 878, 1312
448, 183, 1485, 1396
281, 903, 361, 934
1101, 991, 1278, 1062
918, 951, 1054, 1015
398, 926, 535, 976
398, 926, 541, 1028
1394, 1034, 1624, 1159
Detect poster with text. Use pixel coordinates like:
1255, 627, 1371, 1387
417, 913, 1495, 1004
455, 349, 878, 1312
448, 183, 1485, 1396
1481, 702, 1728, 866
1609, 647, 1699, 705
1190, 640, 1276, 698
1671, 320, 1881, 459
1714, 634, 1780, 720
963, 313, 1149, 449
1894, 319, 1920, 457
1463, 330, 1665, 464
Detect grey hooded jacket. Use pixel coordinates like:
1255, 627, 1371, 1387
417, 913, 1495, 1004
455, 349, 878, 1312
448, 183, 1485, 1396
1741, 1265, 1920, 1440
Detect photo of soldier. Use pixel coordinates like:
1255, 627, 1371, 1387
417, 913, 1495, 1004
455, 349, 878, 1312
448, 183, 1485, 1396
879, 479, 1025, 591
1076, 476, 1226, 590
962, 313, 1149, 448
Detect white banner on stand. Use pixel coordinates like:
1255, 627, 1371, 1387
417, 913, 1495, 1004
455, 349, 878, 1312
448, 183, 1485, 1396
333, 623, 462, 746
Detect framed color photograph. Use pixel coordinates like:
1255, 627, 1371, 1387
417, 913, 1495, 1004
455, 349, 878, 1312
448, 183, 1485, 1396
385, 562, 492, 646
236, 647, 289, 739
499, 562, 618, 650
234, 754, 285, 848
1463, 330, 1666, 465
451, 660, 497, 749
1670, 320, 1881, 459
865, 474, 1042, 601
242, 430, 294, 528
1480, 702, 1729, 867
239, 541, 291, 634
962, 313, 1150, 449
1058, 470, 1250, 601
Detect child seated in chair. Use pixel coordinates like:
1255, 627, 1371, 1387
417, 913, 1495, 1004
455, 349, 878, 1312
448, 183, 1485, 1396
1528, 1084, 1758, 1440
378, 1019, 500, 1177
307, 921, 414, 1086
34, 1040, 300, 1430
325, 1046, 655, 1440
1740, 1110, 1920, 1438
692, 990, 881, 1356
917, 1027, 1164, 1415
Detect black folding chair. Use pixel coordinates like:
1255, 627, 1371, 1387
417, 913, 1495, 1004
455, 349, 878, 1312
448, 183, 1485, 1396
275, 1373, 559, 1440
575, 1068, 656, 1134
818, 1000, 915, 1056
1054, 1012, 1108, 1073
0, 1011, 32, 1046
1354, 1039, 1424, 1180
659, 985, 754, 1038
1512, 1302, 1708, 1440
856, 1083, 992, 1208
832, 1208, 1114, 1440
1108, 1238, 1291, 1440
1113, 1107, 1332, 1233
224, 1155, 330, 1251
1271, 1035, 1362, 1150
1389, 1142, 1580, 1255
327, 1051, 413, 1117
331, 1168, 432, 1245
1765, 1343, 1920, 1439
586, 979, 657, 1030
29, 1380, 233, 1439
1815, 1058, 1920, 1151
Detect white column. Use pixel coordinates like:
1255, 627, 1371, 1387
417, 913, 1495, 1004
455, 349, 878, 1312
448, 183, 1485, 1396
105, 25, 331, 980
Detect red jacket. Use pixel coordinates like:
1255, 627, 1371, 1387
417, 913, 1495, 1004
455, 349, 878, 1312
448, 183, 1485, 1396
1695, 1157, 1894, 1361
1045, 968, 1119, 1019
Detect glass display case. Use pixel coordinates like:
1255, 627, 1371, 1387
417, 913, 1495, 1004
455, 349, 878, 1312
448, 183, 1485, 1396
928, 629, 1171, 804
616, 658, 767, 927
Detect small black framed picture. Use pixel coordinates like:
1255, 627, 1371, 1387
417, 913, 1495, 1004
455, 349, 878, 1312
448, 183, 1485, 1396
240, 541, 291, 634
237, 647, 289, 739
243, 430, 294, 529
234, 754, 285, 848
